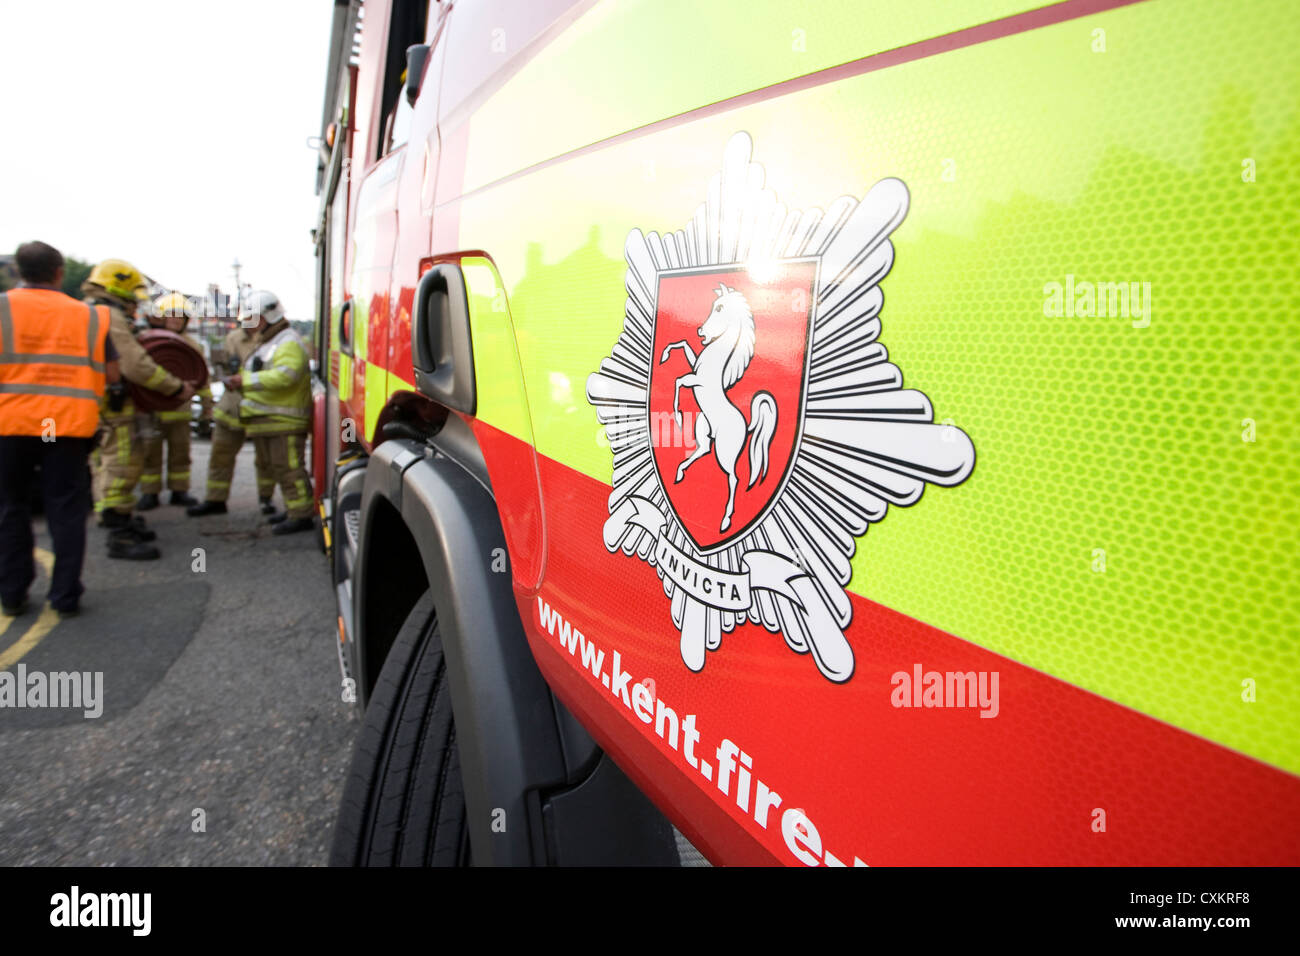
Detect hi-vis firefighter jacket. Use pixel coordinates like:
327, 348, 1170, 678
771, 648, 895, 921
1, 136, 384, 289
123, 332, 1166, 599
239, 320, 310, 436
86, 294, 183, 425
213, 327, 262, 431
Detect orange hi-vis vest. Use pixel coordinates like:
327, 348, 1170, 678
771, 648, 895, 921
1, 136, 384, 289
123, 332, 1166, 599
0, 288, 108, 438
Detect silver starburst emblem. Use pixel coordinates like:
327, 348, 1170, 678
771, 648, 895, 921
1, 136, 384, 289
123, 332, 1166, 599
586, 133, 975, 683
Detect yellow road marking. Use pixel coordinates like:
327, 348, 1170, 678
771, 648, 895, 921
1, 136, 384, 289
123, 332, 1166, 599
0, 548, 59, 667
0, 608, 60, 669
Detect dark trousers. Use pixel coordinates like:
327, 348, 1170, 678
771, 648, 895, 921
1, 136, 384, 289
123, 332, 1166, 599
0, 435, 94, 610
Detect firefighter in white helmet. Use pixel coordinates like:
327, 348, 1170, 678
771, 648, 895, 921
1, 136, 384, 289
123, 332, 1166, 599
225, 291, 314, 534
187, 317, 277, 517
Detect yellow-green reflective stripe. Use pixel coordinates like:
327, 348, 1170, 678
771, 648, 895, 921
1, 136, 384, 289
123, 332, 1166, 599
460, 0, 1043, 197
363, 360, 385, 444
462, 257, 535, 445
455, 0, 1300, 775
242, 398, 307, 418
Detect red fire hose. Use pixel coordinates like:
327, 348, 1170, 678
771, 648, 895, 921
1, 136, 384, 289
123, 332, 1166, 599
129, 330, 210, 413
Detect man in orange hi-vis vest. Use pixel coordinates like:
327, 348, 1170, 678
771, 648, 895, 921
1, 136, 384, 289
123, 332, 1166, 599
0, 241, 115, 618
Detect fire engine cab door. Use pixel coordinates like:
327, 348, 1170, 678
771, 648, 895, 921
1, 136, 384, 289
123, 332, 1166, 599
387, 9, 451, 398
349, 145, 400, 446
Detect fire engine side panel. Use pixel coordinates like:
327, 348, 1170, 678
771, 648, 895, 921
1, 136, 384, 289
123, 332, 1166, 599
330, 64, 359, 441
340, 0, 397, 449
443, 0, 1300, 865
383, 6, 451, 406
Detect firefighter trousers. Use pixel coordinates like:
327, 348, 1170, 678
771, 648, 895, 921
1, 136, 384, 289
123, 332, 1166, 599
253, 433, 313, 519
205, 422, 276, 503
94, 417, 143, 516
140, 418, 192, 494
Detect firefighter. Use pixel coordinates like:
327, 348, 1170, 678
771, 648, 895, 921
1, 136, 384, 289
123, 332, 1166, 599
227, 291, 314, 535
187, 321, 277, 516
0, 242, 112, 617
137, 292, 206, 509
84, 259, 197, 559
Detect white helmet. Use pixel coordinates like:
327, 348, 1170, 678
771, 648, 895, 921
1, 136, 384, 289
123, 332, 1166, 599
240, 289, 285, 326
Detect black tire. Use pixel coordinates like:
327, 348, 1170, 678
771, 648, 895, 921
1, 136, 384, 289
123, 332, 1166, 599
329, 591, 470, 866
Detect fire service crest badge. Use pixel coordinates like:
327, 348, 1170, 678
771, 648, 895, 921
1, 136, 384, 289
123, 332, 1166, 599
586, 133, 975, 683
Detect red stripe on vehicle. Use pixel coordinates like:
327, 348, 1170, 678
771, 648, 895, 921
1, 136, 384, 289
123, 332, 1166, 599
474, 422, 1300, 865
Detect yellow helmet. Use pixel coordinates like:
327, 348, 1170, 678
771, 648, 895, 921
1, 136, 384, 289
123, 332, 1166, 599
148, 291, 191, 329
152, 292, 190, 317
86, 259, 146, 302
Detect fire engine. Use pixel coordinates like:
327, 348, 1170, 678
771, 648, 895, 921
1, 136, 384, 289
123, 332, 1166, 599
310, 0, 1300, 865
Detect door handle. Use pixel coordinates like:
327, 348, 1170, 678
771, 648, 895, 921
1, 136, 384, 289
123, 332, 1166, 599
339, 298, 355, 357
411, 263, 475, 414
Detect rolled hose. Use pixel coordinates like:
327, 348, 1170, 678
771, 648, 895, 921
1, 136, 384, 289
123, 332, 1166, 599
129, 330, 210, 413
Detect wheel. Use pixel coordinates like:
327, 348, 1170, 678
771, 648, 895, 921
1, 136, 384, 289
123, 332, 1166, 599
329, 591, 470, 866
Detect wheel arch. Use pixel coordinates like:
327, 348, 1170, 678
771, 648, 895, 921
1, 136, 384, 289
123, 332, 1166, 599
354, 428, 567, 864
350, 421, 683, 866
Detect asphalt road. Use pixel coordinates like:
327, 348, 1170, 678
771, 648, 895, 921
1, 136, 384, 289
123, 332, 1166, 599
0, 437, 358, 865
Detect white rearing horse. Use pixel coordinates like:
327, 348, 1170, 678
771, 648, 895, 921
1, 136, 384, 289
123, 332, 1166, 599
660, 284, 778, 533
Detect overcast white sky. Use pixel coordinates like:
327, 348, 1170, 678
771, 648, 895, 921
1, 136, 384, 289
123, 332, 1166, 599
0, 0, 331, 318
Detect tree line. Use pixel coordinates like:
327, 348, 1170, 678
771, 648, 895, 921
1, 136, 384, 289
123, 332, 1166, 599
0, 254, 93, 297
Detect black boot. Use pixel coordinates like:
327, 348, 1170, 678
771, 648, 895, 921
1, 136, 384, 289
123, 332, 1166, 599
100, 510, 156, 541
267, 511, 288, 524
107, 529, 160, 560
137, 493, 160, 511
259, 497, 276, 515
271, 517, 314, 536
187, 500, 228, 517
169, 491, 198, 507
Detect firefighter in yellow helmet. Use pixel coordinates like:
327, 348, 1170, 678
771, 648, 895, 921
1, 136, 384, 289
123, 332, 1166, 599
83, 259, 197, 559
136, 292, 209, 510
227, 291, 314, 534
187, 319, 278, 517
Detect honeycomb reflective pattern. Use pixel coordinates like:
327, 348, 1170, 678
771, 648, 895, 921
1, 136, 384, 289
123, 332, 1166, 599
846, 0, 1300, 772
455, 0, 1300, 781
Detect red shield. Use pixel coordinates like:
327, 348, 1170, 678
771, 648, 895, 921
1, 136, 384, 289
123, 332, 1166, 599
649, 260, 815, 553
